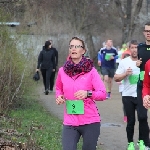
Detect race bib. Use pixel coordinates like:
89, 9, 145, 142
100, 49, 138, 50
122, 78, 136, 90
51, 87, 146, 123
129, 75, 139, 84
66, 100, 84, 114
105, 54, 112, 61
140, 71, 145, 81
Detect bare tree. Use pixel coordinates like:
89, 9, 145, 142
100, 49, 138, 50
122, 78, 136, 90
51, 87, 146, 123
57, 0, 105, 61
114, 0, 143, 43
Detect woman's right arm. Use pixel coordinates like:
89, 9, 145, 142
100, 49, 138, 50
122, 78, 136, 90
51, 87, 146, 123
55, 69, 64, 97
55, 69, 65, 104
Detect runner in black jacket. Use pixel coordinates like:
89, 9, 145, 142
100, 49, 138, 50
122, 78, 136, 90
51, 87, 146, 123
36, 41, 55, 95
42, 40, 58, 92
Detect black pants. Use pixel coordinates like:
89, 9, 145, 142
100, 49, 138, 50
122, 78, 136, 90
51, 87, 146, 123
137, 82, 150, 146
123, 96, 137, 143
121, 93, 126, 116
50, 71, 56, 91
40, 68, 53, 91
62, 122, 100, 150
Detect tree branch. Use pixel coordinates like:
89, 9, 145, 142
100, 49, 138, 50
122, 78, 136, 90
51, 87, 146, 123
130, 0, 143, 35
133, 0, 143, 17
114, 0, 125, 20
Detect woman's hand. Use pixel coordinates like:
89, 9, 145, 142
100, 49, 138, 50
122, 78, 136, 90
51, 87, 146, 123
36, 69, 39, 72
74, 90, 88, 99
143, 95, 150, 109
56, 95, 65, 105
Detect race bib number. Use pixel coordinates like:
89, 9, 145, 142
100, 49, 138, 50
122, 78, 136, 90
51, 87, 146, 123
129, 75, 139, 84
140, 71, 145, 81
66, 100, 84, 114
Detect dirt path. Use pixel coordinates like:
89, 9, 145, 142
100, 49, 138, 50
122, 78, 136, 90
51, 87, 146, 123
38, 81, 150, 150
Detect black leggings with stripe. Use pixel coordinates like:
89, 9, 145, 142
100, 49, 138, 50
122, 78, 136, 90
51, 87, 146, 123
62, 122, 100, 150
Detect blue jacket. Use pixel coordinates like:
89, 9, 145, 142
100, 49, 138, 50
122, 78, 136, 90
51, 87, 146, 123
98, 47, 118, 69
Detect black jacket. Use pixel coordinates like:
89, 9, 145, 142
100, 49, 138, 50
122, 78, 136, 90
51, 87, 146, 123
137, 43, 150, 86
37, 48, 55, 69
42, 46, 58, 67
137, 43, 150, 71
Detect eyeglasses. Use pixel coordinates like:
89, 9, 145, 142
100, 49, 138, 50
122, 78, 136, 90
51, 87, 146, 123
69, 45, 84, 49
144, 30, 150, 33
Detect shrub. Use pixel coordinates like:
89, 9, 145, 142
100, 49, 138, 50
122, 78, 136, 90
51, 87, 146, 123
0, 10, 35, 113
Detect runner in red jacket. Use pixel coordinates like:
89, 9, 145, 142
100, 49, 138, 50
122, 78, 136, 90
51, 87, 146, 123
142, 59, 150, 109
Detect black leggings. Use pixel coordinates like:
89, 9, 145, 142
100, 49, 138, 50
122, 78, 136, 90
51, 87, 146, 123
50, 71, 56, 91
40, 68, 53, 90
121, 93, 126, 116
62, 122, 100, 150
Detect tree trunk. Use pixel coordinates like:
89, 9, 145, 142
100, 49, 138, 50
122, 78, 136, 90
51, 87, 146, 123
129, 0, 143, 37
122, 0, 132, 43
114, 0, 143, 44
84, 31, 97, 66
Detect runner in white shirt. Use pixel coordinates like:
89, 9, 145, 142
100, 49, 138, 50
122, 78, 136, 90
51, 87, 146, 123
114, 40, 140, 150
116, 57, 139, 97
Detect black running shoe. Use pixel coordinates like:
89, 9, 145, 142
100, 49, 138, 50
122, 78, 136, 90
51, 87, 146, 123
45, 89, 49, 95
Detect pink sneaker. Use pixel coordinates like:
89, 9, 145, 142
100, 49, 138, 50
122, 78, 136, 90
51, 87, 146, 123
123, 116, 127, 122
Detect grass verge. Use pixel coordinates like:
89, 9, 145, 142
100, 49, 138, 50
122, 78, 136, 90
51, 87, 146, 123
9, 94, 63, 150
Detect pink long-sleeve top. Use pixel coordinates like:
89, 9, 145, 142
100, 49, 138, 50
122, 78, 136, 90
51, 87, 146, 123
55, 67, 106, 126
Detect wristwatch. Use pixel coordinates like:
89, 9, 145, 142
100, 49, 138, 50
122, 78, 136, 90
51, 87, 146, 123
87, 90, 92, 97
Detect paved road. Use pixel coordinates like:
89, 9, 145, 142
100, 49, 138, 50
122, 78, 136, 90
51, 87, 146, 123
38, 81, 150, 150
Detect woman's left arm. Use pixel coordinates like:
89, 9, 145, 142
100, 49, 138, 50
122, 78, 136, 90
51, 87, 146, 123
52, 52, 56, 70
91, 68, 106, 101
